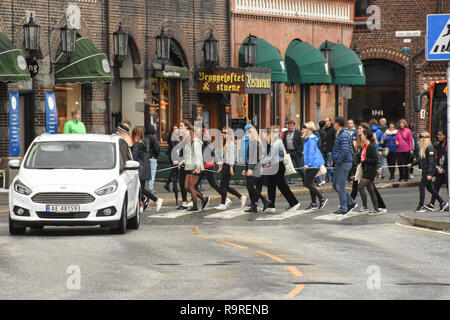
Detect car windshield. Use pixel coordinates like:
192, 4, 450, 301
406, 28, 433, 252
24, 141, 116, 170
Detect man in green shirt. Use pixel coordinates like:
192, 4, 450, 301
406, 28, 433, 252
63, 109, 86, 134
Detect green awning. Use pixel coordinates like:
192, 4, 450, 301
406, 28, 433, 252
55, 37, 113, 84
0, 32, 30, 82
319, 41, 365, 85
239, 37, 287, 83
285, 40, 331, 85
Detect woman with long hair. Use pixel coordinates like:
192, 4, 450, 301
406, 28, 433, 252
409, 131, 449, 212
357, 129, 379, 214
243, 126, 269, 213
395, 119, 413, 182
173, 120, 192, 210
214, 127, 247, 210
262, 125, 300, 212
131, 127, 163, 212
301, 122, 328, 211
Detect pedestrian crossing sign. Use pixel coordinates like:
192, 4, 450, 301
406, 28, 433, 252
427, 14, 450, 61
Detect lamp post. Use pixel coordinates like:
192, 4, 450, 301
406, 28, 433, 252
156, 27, 170, 70
203, 31, 219, 66
243, 35, 257, 67
23, 13, 40, 53
113, 22, 128, 68
59, 25, 77, 58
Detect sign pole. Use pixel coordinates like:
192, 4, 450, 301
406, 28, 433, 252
447, 61, 450, 203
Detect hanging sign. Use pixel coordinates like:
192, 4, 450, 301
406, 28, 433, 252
45, 92, 58, 134
9, 92, 20, 157
197, 70, 245, 94
245, 71, 271, 94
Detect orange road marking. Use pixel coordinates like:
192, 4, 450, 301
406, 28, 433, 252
192, 226, 199, 233
196, 233, 210, 239
285, 285, 305, 299
216, 240, 248, 250
255, 251, 286, 263
288, 266, 303, 277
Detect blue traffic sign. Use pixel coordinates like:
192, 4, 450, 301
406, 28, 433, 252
426, 14, 450, 61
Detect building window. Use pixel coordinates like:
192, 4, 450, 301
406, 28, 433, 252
54, 84, 82, 133
284, 85, 301, 129
355, 0, 371, 18
151, 77, 180, 145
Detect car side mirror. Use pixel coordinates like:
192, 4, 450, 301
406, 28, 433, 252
124, 160, 140, 171
8, 159, 20, 170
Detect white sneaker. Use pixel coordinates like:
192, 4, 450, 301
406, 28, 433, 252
265, 208, 276, 213
187, 201, 193, 208
225, 198, 232, 208
214, 204, 227, 210
287, 203, 301, 212
156, 198, 163, 212
240, 196, 247, 208
378, 208, 387, 214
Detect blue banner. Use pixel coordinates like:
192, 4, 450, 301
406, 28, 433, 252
9, 91, 20, 157
45, 92, 58, 134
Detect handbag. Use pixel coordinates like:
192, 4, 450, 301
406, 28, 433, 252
282, 146, 297, 176
354, 163, 363, 181
316, 164, 327, 177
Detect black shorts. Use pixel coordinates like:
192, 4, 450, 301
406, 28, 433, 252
186, 170, 201, 176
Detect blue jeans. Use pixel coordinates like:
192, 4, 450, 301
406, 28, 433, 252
381, 157, 387, 178
325, 152, 334, 181
149, 158, 158, 190
332, 162, 355, 212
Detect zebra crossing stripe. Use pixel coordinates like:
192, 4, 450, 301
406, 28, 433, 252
255, 210, 312, 221
205, 207, 249, 219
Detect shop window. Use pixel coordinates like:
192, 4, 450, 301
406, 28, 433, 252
354, 0, 373, 28
284, 85, 301, 129
54, 84, 82, 133
151, 77, 180, 145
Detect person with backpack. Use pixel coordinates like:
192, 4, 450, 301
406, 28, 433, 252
131, 127, 163, 212
409, 131, 449, 212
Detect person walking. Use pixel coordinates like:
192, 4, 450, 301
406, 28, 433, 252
131, 127, 163, 212
347, 119, 358, 142
331, 117, 357, 215
164, 125, 179, 192
356, 129, 379, 214
409, 123, 420, 179
173, 120, 192, 210
395, 119, 414, 182
301, 122, 328, 211
243, 126, 270, 213
64, 109, 86, 134
262, 125, 300, 213
144, 124, 160, 192
380, 122, 398, 180
282, 120, 304, 180
116, 122, 132, 147
425, 129, 448, 211
183, 124, 209, 212
214, 127, 247, 210
323, 117, 336, 183
409, 131, 448, 212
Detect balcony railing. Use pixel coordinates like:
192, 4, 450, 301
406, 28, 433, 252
234, 0, 353, 23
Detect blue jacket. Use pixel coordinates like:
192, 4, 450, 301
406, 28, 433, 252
370, 124, 383, 146
303, 134, 325, 168
381, 129, 398, 153
332, 128, 353, 166
239, 124, 253, 164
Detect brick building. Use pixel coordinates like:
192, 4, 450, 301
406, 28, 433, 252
350, 0, 450, 131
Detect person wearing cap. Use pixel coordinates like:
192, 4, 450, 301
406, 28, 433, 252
116, 122, 133, 147
63, 109, 86, 134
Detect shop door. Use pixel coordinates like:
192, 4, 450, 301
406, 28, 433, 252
199, 95, 219, 130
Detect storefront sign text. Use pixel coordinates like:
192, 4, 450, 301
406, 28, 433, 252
197, 71, 245, 94
45, 92, 58, 134
245, 71, 271, 94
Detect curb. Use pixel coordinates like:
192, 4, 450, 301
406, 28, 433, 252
399, 213, 450, 231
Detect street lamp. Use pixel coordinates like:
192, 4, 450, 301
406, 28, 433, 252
156, 27, 170, 70
113, 22, 129, 68
320, 40, 334, 70
60, 25, 77, 57
243, 35, 257, 67
204, 31, 219, 66
23, 13, 40, 53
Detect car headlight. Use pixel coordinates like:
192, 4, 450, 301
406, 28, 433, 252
14, 179, 32, 195
95, 180, 118, 196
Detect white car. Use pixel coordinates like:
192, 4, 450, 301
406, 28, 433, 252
8, 133, 141, 235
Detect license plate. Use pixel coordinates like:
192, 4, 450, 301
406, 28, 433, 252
46, 205, 80, 213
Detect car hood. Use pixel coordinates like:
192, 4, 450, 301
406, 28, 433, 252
18, 169, 116, 189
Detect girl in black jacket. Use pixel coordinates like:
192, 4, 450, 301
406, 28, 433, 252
357, 130, 379, 213
426, 129, 448, 210
410, 131, 448, 212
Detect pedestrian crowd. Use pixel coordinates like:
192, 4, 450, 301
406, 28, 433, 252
64, 113, 449, 215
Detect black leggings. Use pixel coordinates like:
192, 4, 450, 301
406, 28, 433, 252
196, 170, 222, 196
179, 167, 188, 203
357, 178, 378, 210
304, 168, 323, 204
351, 180, 386, 208
220, 165, 242, 204
140, 180, 157, 202
246, 175, 265, 207
430, 173, 448, 205
267, 162, 299, 208
386, 152, 397, 178
397, 152, 411, 180
420, 174, 444, 207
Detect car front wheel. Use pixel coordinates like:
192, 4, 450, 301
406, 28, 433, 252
9, 216, 26, 236
111, 198, 127, 235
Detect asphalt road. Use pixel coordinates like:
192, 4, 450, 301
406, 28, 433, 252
1, 186, 450, 300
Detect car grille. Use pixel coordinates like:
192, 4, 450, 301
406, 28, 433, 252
36, 212, 90, 219
32, 193, 95, 204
